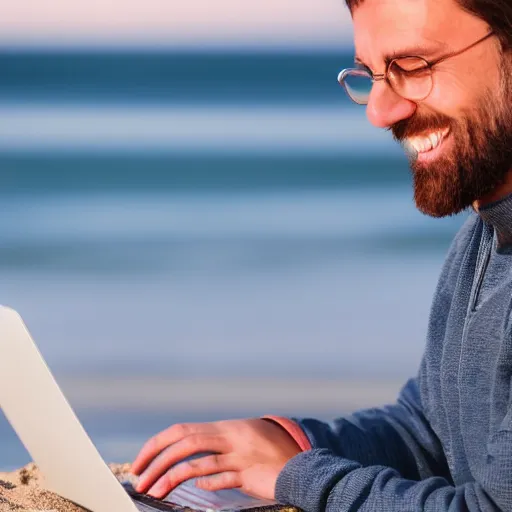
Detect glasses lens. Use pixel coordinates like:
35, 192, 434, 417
340, 70, 373, 105
388, 57, 432, 101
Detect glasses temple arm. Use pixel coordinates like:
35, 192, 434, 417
428, 30, 494, 67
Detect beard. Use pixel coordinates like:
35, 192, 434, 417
391, 60, 512, 218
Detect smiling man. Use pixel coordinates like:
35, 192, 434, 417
130, 0, 512, 510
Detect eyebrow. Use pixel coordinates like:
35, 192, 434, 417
355, 42, 447, 68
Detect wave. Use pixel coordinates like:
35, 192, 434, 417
0, 103, 397, 154
0, 188, 465, 273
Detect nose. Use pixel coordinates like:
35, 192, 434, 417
366, 81, 417, 129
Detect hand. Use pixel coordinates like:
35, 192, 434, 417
130, 418, 302, 500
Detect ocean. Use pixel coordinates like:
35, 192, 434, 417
0, 49, 465, 469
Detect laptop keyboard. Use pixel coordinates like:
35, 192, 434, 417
123, 482, 182, 511
121, 479, 278, 511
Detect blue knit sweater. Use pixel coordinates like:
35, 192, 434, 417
275, 194, 512, 511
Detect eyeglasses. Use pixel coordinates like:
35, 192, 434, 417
338, 31, 495, 105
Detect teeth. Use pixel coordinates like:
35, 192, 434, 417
406, 129, 448, 154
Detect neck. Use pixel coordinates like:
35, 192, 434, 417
473, 168, 512, 212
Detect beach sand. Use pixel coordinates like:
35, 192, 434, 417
0, 462, 130, 512
0, 463, 298, 512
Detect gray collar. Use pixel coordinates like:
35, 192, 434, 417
478, 192, 512, 254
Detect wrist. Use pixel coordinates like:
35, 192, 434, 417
262, 416, 312, 452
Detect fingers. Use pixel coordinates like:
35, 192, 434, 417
196, 471, 242, 492
136, 434, 228, 493
131, 423, 214, 475
146, 454, 236, 499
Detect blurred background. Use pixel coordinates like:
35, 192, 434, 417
0, 0, 465, 470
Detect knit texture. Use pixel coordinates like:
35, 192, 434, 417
479, 193, 512, 255
275, 194, 512, 511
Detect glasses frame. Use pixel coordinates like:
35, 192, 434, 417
338, 31, 495, 105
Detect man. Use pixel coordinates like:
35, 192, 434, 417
130, 0, 512, 509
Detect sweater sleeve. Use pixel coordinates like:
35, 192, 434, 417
275, 448, 510, 511
289, 378, 450, 481
275, 378, 512, 511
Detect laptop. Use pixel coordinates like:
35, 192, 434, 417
0, 306, 277, 512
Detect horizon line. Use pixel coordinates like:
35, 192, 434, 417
0, 35, 354, 54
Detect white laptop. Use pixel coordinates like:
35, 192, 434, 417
0, 306, 277, 512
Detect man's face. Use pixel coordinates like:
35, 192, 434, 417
353, 0, 512, 217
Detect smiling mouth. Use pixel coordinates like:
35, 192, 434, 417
402, 127, 451, 160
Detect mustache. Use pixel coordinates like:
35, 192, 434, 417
391, 111, 453, 141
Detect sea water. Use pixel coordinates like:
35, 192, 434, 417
0, 50, 465, 469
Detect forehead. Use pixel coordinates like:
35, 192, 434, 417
352, 0, 488, 65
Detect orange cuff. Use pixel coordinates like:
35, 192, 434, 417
263, 415, 312, 451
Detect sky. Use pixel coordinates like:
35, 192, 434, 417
0, 0, 354, 49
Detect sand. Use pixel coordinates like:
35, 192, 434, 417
0, 463, 298, 512
0, 462, 131, 512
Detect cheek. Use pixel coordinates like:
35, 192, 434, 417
424, 70, 476, 116
423, 51, 502, 116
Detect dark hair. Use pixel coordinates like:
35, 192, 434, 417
345, 0, 512, 49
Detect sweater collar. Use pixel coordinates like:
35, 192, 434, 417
478, 192, 512, 254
